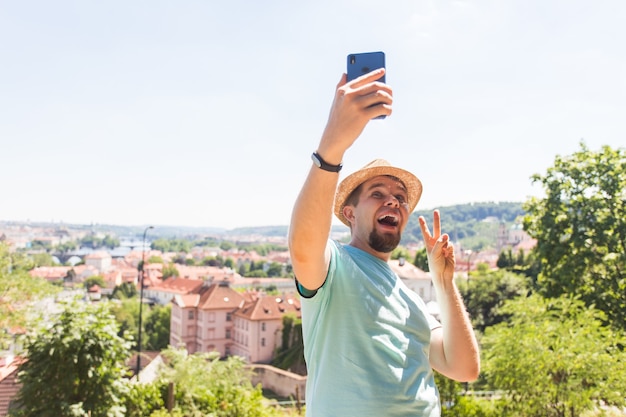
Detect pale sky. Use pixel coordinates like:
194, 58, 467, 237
1, 1, 624, 229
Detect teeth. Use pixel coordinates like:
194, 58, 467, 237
378, 215, 398, 225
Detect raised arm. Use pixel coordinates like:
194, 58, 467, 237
288, 70, 392, 291
419, 210, 480, 382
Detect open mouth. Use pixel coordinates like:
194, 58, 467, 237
377, 214, 399, 227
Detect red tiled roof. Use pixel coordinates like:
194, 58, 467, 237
0, 356, 25, 415
235, 294, 301, 321
150, 277, 204, 294
197, 283, 245, 311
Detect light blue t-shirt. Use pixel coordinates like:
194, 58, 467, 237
299, 240, 442, 417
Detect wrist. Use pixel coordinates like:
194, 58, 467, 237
311, 151, 343, 172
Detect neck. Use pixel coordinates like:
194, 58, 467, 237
348, 237, 392, 262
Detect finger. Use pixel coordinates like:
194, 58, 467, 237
418, 216, 432, 240
433, 210, 441, 237
336, 73, 348, 89
351, 81, 393, 99
349, 68, 386, 88
357, 89, 393, 109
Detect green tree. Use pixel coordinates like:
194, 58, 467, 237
144, 304, 171, 351
271, 313, 306, 375
162, 263, 179, 280
413, 247, 428, 271
84, 275, 105, 290
13, 301, 132, 417
460, 269, 528, 333
29, 252, 57, 267
391, 245, 411, 261
0, 243, 58, 350
149, 348, 283, 416
111, 282, 138, 299
482, 294, 626, 417
109, 298, 140, 347
524, 143, 626, 328
224, 257, 235, 269
102, 235, 120, 249
148, 255, 164, 264
266, 262, 283, 277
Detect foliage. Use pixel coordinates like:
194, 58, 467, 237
271, 314, 306, 375
444, 396, 498, 417
245, 269, 268, 278
413, 247, 429, 271
151, 238, 191, 253
496, 248, 541, 285
144, 304, 171, 351
458, 269, 528, 333
109, 298, 140, 347
162, 263, 180, 280
29, 252, 57, 267
111, 282, 138, 299
141, 348, 284, 416
148, 255, 164, 264
266, 262, 284, 277
84, 274, 105, 289
0, 243, 59, 349
403, 202, 525, 245
523, 143, 626, 329
13, 301, 132, 417
125, 382, 164, 417
482, 294, 626, 417
79, 234, 120, 249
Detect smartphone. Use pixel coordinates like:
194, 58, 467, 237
347, 51, 386, 119
347, 51, 386, 83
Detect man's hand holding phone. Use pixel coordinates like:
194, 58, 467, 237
318, 68, 393, 160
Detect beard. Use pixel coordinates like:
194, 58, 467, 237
368, 229, 401, 253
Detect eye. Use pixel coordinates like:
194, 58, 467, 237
395, 195, 407, 204
372, 191, 383, 198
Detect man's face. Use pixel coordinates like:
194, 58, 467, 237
345, 175, 410, 254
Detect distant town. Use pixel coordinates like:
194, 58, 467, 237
0, 214, 536, 413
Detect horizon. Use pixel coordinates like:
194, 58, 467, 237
0, 199, 525, 232
2, 1, 624, 229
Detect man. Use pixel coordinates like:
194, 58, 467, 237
288, 68, 480, 416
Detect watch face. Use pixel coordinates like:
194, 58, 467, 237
311, 153, 322, 167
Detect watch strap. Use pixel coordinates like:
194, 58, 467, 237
311, 152, 343, 172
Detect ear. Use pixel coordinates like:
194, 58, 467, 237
343, 205, 355, 225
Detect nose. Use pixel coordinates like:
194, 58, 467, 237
385, 195, 400, 207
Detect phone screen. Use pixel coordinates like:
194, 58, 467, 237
347, 51, 386, 83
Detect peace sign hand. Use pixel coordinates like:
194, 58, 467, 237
419, 210, 456, 287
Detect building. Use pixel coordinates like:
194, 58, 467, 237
84, 251, 112, 273
170, 282, 246, 356
170, 282, 301, 364
144, 277, 204, 305
232, 294, 301, 363
389, 258, 436, 303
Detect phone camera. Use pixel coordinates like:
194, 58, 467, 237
362, 66, 370, 73
349, 55, 356, 65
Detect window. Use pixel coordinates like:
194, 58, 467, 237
226, 329, 231, 339
188, 310, 194, 320
261, 338, 265, 347
208, 312, 215, 322
226, 312, 232, 322
261, 322, 266, 331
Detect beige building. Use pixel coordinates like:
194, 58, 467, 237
84, 251, 112, 273
170, 282, 301, 364
232, 294, 301, 363
170, 282, 245, 356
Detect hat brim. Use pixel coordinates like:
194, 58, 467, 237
334, 164, 422, 226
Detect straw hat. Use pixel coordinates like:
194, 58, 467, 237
334, 159, 423, 226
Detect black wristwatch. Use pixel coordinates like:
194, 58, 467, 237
311, 152, 343, 173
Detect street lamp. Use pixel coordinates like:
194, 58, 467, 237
136, 225, 154, 379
